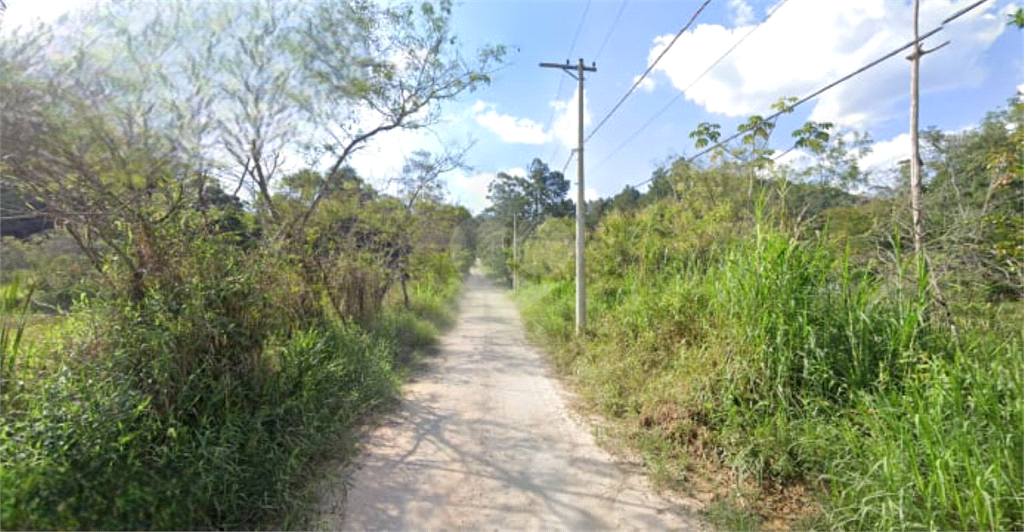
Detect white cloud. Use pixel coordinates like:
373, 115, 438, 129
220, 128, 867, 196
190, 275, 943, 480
775, 147, 813, 169
447, 167, 526, 213
729, 0, 755, 26
468, 92, 588, 150
343, 107, 435, 185
647, 0, 1008, 128
550, 87, 591, 148
860, 133, 911, 174
472, 101, 547, 144
447, 170, 495, 213
632, 74, 656, 92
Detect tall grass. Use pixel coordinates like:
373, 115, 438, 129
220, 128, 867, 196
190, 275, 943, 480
517, 210, 1023, 530
0, 240, 462, 530
0, 323, 397, 530
1, 277, 36, 385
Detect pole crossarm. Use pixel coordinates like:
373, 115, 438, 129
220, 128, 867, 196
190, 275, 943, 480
539, 61, 597, 72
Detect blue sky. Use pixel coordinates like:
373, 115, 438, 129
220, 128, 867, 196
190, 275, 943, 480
438, 0, 1023, 212
4, 0, 1022, 213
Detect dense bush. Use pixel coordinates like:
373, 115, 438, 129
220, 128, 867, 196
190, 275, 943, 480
1, 226, 462, 529
517, 195, 1023, 530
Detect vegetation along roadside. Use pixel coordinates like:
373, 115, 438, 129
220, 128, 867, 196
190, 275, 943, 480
0, 0, 495, 529
491, 95, 1023, 531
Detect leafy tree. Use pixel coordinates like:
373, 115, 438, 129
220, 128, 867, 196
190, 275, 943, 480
290, 0, 505, 230
486, 158, 573, 222
919, 98, 1023, 299
1010, 7, 1024, 28
481, 158, 574, 282
611, 186, 641, 213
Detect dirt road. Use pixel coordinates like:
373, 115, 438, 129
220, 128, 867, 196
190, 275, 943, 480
315, 273, 707, 531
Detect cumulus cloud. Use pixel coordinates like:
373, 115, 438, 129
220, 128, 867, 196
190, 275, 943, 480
345, 107, 433, 184
646, 0, 1007, 128
468, 90, 590, 149
860, 133, 911, 174
632, 74, 656, 92
729, 0, 755, 26
447, 167, 526, 214
472, 101, 547, 144
550, 87, 591, 148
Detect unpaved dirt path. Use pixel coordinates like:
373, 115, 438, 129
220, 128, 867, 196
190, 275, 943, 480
315, 273, 707, 531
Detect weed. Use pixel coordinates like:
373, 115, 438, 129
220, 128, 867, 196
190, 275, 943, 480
517, 205, 1023, 531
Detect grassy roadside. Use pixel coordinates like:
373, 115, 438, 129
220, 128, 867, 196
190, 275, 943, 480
0, 273, 461, 531
514, 225, 1023, 531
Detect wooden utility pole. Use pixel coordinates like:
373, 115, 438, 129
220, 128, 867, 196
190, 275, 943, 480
908, 0, 925, 255
907, 0, 949, 255
908, 0, 958, 340
541, 58, 596, 335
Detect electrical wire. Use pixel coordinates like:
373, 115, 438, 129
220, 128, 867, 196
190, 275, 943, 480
561, 149, 575, 175
566, 0, 592, 62
625, 0, 991, 191
593, 0, 792, 171
593, 0, 627, 63
584, 0, 713, 144
544, 0, 593, 165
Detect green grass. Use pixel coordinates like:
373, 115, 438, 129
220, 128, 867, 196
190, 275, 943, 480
516, 215, 1023, 531
1, 250, 464, 530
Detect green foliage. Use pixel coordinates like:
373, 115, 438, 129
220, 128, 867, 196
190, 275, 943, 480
918, 99, 1024, 301
1, 233, 98, 311
478, 158, 576, 284
518, 195, 1023, 530
1009, 8, 1024, 28
1, 321, 398, 530
0, 1, 484, 527
519, 218, 574, 283
0, 224, 464, 529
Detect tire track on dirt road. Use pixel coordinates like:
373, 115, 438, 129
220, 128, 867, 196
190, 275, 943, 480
315, 272, 707, 531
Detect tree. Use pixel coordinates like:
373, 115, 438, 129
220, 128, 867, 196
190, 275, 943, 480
290, 0, 504, 230
486, 158, 573, 223
1, 0, 504, 312
611, 186, 641, 213
391, 147, 469, 307
921, 99, 1023, 300
482, 158, 574, 283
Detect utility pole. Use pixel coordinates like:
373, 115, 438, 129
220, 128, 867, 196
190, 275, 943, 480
512, 212, 517, 290
541, 58, 596, 335
907, 0, 949, 256
908, 0, 958, 340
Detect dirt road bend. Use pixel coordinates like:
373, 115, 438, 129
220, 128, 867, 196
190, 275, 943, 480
316, 273, 707, 531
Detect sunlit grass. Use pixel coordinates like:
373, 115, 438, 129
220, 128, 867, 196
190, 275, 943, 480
517, 216, 1023, 531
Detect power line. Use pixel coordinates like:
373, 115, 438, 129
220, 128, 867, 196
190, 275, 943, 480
593, 0, 792, 171
544, 0, 594, 165
593, 0, 627, 63
626, 0, 990, 190
566, 0, 592, 61
561, 149, 575, 175
584, 0, 713, 144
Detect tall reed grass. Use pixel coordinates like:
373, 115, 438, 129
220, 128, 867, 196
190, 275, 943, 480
517, 215, 1023, 530
1, 245, 463, 529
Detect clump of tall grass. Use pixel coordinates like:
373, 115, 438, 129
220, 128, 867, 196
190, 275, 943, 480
0, 277, 42, 389
0, 322, 398, 530
0, 238, 410, 530
517, 203, 1023, 530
